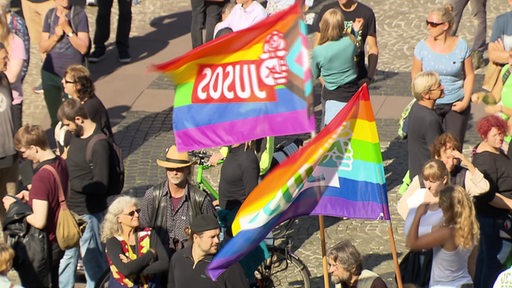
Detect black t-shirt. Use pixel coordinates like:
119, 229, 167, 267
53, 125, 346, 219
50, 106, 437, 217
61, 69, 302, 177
473, 149, 512, 217
66, 127, 110, 215
407, 102, 442, 180
218, 145, 259, 211
313, 2, 377, 79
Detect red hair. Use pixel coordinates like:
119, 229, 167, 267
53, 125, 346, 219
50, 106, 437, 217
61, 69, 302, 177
476, 115, 508, 139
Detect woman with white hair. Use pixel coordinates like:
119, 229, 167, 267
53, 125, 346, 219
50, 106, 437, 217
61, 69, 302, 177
101, 196, 168, 287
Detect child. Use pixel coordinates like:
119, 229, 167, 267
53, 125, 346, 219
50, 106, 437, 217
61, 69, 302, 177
0, 243, 22, 288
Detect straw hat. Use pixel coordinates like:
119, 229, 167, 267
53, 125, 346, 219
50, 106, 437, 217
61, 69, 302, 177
156, 145, 196, 168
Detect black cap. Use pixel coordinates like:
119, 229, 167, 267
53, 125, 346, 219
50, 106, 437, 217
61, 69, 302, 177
190, 214, 220, 233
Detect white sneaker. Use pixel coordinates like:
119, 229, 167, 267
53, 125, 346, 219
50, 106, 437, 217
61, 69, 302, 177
86, 0, 97, 6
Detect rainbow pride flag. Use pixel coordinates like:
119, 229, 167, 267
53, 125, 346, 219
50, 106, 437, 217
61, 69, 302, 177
207, 85, 389, 280
153, 3, 314, 152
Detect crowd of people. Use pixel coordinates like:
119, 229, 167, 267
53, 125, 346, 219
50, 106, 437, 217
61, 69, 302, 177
1, 0, 512, 287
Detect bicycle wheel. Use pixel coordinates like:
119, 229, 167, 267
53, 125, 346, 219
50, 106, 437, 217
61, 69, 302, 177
257, 247, 311, 288
94, 269, 110, 288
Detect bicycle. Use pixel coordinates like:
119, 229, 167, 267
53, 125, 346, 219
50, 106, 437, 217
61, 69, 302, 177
255, 218, 311, 288
190, 150, 311, 288
189, 149, 223, 200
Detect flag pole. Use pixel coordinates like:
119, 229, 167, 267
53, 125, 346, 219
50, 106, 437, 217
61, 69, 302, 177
318, 215, 330, 287
387, 220, 403, 288
308, 127, 330, 287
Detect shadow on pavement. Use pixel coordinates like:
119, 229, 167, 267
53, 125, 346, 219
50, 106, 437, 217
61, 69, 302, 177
89, 10, 191, 81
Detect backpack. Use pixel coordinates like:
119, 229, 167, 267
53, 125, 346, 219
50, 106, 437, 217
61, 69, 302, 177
85, 134, 124, 196
398, 99, 415, 140
48, 6, 92, 56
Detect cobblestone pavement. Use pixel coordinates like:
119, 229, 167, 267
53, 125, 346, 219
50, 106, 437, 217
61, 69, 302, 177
14, 0, 504, 287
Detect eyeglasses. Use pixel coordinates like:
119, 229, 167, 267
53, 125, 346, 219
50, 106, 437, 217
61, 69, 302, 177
63, 79, 76, 84
426, 20, 444, 27
122, 208, 141, 217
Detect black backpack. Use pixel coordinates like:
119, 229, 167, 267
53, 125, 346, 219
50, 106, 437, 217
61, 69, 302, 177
85, 134, 124, 196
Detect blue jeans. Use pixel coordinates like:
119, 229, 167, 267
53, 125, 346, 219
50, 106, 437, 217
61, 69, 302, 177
59, 212, 107, 288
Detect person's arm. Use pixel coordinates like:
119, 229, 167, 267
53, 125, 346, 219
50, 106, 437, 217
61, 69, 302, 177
489, 193, 512, 210
26, 199, 49, 229
80, 139, 109, 195
105, 237, 156, 276
451, 150, 490, 197
39, 11, 63, 54
488, 39, 509, 65
411, 56, 422, 80
452, 55, 474, 113
39, 30, 62, 54
406, 203, 451, 250
397, 176, 421, 219
366, 35, 378, 81
60, 13, 89, 55
311, 49, 321, 80
140, 231, 169, 275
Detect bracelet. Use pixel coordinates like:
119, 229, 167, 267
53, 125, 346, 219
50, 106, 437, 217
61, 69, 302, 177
67, 31, 74, 38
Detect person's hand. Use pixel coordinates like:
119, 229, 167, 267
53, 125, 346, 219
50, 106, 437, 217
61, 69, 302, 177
451, 100, 469, 113
16, 190, 29, 203
208, 151, 224, 166
61, 146, 69, 160
2, 195, 18, 211
119, 254, 130, 263
352, 18, 364, 32
58, 14, 72, 34
358, 77, 372, 87
495, 38, 506, 52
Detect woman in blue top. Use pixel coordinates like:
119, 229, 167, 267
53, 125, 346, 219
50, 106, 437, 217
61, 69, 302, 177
412, 4, 474, 143
312, 8, 362, 126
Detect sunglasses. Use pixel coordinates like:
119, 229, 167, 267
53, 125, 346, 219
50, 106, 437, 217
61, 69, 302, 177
123, 208, 141, 217
426, 20, 444, 28
64, 79, 76, 84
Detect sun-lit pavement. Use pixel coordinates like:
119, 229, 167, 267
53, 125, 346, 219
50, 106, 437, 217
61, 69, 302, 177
14, 0, 503, 286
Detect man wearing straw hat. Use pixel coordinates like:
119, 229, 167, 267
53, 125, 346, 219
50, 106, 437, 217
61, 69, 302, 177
139, 145, 216, 258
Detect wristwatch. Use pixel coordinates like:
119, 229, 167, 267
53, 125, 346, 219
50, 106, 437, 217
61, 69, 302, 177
67, 31, 74, 38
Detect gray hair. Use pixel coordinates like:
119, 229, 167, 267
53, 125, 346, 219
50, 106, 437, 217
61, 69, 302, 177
101, 196, 139, 242
327, 240, 363, 276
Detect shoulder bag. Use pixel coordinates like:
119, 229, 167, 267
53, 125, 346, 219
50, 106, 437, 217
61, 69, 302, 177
42, 165, 86, 250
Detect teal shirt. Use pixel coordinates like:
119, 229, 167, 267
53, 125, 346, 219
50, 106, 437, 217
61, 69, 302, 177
312, 37, 358, 90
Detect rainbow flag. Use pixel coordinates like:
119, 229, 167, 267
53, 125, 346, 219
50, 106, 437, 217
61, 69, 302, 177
153, 3, 314, 152
207, 85, 389, 280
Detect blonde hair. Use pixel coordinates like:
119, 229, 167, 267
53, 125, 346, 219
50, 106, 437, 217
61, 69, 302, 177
0, 243, 14, 275
317, 9, 355, 46
411, 71, 441, 101
0, 8, 11, 50
439, 185, 479, 249
430, 4, 455, 32
422, 159, 449, 183
101, 196, 138, 242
